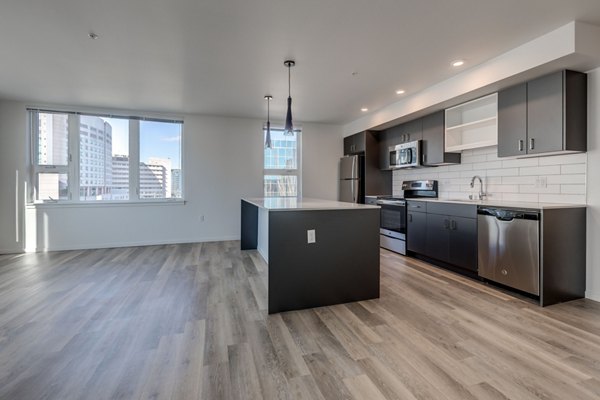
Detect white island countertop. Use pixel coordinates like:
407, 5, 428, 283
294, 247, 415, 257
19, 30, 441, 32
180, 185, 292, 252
242, 197, 380, 211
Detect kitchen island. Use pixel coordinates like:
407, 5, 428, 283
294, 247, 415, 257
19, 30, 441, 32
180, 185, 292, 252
241, 197, 380, 314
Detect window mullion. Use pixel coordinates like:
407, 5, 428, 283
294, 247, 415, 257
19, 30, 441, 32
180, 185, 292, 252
129, 119, 140, 200
68, 114, 80, 201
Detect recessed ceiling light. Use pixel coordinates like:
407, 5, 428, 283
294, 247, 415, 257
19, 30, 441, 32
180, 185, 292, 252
88, 32, 99, 40
452, 60, 464, 67
361, 107, 368, 112
396, 89, 405, 95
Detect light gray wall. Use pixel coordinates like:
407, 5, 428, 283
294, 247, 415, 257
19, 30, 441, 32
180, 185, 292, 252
0, 101, 27, 253
302, 122, 341, 200
587, 67, 600, 302
0, 101, 342, 252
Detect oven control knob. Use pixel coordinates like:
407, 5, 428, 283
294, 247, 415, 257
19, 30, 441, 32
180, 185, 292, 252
501, 269, 508, 276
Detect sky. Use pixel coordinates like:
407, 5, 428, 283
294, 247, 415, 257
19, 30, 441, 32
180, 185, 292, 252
101, 118, 182, 169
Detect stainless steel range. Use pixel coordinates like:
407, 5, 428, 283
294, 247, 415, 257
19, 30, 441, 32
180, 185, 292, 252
366, 180, 438, 255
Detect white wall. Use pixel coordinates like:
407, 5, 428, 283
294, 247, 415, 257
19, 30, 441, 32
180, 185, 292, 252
392, 147, 587, 204
0, 101, 342, 252
587, 67, 600, 301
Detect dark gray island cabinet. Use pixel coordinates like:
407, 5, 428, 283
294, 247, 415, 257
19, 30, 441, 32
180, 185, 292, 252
241, 197, 380, 314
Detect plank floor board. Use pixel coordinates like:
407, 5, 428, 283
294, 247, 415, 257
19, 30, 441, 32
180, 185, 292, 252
0, 242, 599, 399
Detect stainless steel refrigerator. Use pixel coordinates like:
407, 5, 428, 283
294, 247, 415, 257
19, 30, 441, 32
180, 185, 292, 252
339, 155, 363, 203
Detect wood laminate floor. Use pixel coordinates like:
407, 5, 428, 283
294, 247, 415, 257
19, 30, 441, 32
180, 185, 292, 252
1, 242, 600, 400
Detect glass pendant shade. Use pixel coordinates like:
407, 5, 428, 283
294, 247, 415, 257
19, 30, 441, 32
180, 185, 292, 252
265, 120, 272, 149
283, 60, 295, 136
265, 95, 272, 149
284, 96, 293, 135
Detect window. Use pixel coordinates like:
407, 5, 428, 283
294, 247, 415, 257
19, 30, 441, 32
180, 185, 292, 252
263, 128, 301, 197
139, 121, 182, 199
30, 109, 183, 203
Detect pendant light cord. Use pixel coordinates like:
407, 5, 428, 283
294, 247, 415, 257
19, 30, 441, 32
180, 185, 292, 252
288, 64, 291, 97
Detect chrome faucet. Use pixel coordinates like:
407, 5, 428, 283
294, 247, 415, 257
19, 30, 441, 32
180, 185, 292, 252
469, 175, 487, 200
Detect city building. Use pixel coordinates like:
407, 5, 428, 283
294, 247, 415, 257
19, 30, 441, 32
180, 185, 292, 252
171, 168, 182, 198
79, 115, 113, 200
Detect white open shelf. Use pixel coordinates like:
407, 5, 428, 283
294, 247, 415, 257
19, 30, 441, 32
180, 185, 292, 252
445, 93, 498, 152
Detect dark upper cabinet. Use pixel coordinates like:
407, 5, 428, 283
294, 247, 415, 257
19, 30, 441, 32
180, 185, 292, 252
403, 119, 423, 143
422, 111, 461, 165
344, 131, 392, 196
498, 70, 587, 157
498, 83, 527, 157
344, 132, 366, 155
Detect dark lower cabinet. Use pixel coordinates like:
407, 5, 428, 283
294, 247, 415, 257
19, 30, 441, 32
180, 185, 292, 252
425, 213, 450, 262
408, 202, 478, 273
448, 216, 477, 272
407, 211, 427, 254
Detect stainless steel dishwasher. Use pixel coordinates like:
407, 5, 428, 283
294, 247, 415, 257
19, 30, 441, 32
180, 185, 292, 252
478, 207, 540, 295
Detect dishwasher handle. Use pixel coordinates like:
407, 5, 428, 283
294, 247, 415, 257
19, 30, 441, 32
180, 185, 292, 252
478, 207, 540, 221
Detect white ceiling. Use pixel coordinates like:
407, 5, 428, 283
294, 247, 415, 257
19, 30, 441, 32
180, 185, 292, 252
2, 0, 600, 124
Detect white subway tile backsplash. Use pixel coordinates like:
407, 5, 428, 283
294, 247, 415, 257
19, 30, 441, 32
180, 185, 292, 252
438, 171, 461, 179
561, 184, 586, 194
519, 165, 561, 176
448, 163, 474, 172
502, 193, 540, 202
461, 154, 488, 164
502, 176, 536, 184
392, 145, 586, 205
486, 168, 519, 177
538, 152, 587, 165
519, 184, 560, 194
487, 184, 520, 193
501, 158, 539, 168
561, 164, 586, 174
547, 174, 586, 184
474, 161, 502, 170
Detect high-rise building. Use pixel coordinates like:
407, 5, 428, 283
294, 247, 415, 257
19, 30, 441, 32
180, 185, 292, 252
38, 113, 69, 166
37, 113, 69, 200
79, 116, 113, 200
171, 169, 182, 198
147, 157, 172, 198
111, 155, 129, 200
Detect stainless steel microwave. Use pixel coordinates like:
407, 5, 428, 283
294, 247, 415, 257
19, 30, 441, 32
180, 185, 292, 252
389, 140, 422, 169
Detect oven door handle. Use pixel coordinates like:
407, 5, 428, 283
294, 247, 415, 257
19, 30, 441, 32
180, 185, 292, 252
376, 200, 406, 206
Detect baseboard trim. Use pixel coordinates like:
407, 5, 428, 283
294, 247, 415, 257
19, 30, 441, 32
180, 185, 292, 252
585, 291, 600, 303
0, 248, 24, 255
28, 236, 240, 252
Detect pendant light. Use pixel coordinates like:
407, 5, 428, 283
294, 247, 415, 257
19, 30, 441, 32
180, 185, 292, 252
264, 95, 273, 149
284, 60, 296, 136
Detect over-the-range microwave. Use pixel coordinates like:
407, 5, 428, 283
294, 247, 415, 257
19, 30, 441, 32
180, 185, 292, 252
389, 140, 422, 169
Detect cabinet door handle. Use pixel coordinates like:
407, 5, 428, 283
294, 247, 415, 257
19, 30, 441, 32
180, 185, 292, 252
518, 139, 524, 152
443, 219, 449, 229
451, 220, 457, 230
529, 138, 535, 150
408, 214, 413, 222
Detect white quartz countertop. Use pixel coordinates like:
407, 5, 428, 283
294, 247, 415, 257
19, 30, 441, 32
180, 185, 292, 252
242, 197, 380, 211
407, 197, 586, 210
